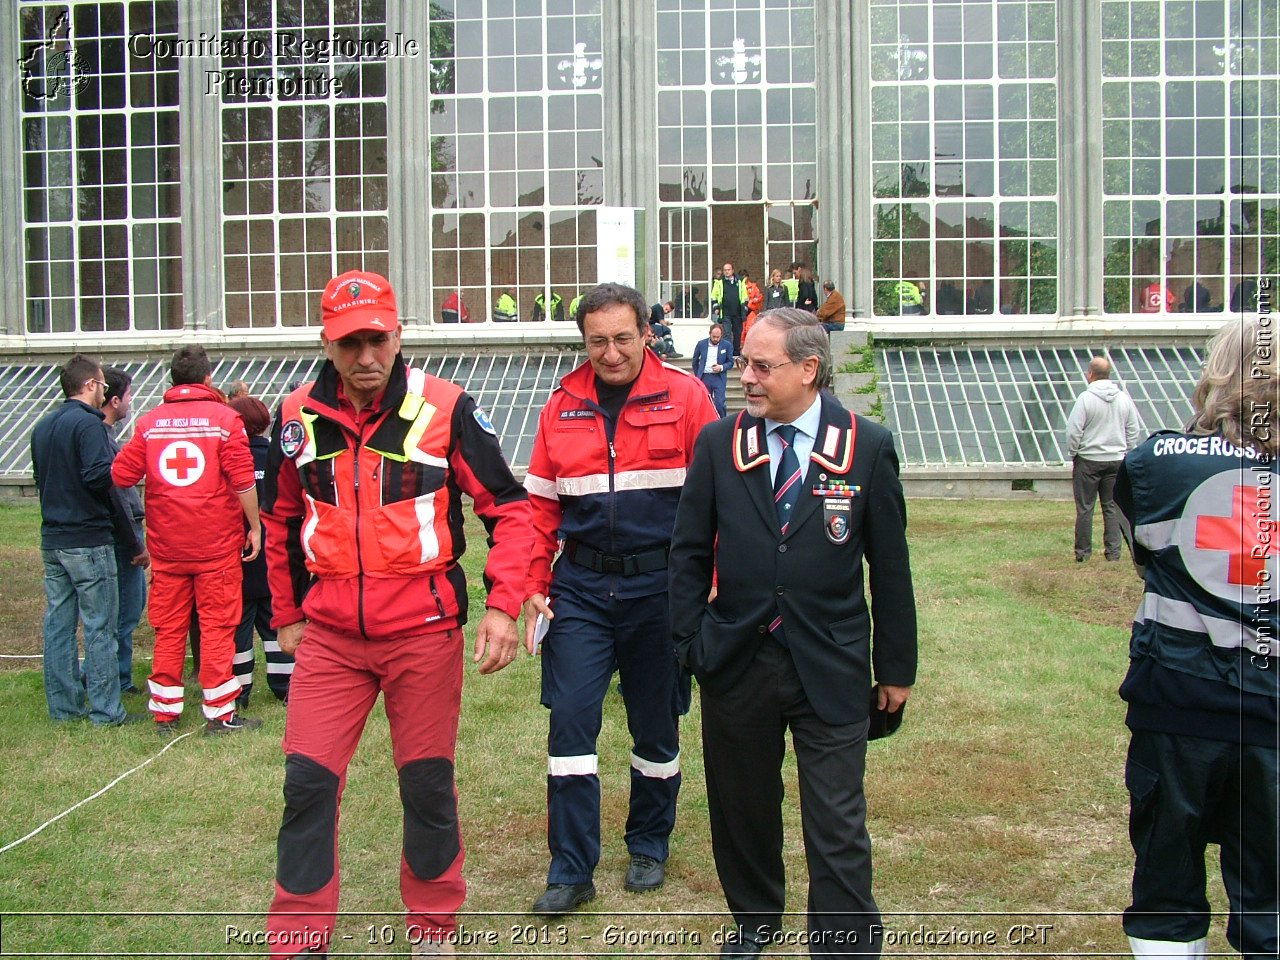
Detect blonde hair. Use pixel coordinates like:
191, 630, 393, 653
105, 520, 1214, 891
1187, 316, 1278, 457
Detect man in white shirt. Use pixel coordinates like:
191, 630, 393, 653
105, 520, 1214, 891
1066, 355, 1142, 562
691, 323, 733, 416
670, 308, 917, 957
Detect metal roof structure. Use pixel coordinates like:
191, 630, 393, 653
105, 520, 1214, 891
879, 345, 1204, 467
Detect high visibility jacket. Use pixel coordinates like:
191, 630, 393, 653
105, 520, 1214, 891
569, 295, 583, 322
711, 277, 749, 313
262, 359, 533, 639
1117, 430, 1278, 743
534, 292, 565, 323
782, 277, 799, 304
495, 293, 518, 322
111, 383, 256, 563
524, 350, 718, 600
896, 280, 923, 308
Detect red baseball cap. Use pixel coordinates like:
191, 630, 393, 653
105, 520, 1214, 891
321, 270, 399, 340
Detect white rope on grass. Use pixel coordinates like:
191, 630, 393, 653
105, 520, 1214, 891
0, 729, 195, 855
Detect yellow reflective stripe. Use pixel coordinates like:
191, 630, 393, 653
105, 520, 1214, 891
298, 410, 339, 463
401, 401, 438, 463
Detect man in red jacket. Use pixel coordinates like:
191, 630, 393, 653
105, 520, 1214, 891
111, 345, 262, 735
523, 282, 717, 914
262, 270, 534, 957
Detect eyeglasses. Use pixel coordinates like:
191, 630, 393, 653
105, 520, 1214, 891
585, 333, 639, 351
90, 378, 108, 390
734, 356, 794, 377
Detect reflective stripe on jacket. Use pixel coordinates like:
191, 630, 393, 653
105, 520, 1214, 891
524, 351, 718, 599
111, 383, 256, 563
1118, 431, 1278, 697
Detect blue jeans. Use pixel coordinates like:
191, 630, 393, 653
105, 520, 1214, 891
42, 545, 122, 725
114, 543, 147, 691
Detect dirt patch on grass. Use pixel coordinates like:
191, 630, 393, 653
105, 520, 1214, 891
0, 546, 47, 661
995, 553, 1143, 629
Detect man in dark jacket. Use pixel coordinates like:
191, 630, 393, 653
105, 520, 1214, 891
691, 322, 733, 416
31, 355, 139, 726
669, 309, 917, 958
712, 263, 749, 356
102, 366, 149, 696
227, 395, 292, 707
648, 301, 680, 358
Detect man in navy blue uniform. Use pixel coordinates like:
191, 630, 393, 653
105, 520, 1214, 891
523, 283, 717, 914
1116, 316, 1278, 959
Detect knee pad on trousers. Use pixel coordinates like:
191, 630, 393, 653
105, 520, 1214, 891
399, 757, 460, 881
277, 754, 339, 895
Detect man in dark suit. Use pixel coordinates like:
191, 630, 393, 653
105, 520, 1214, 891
669, 308, 918, 958
691, 322, 734, 416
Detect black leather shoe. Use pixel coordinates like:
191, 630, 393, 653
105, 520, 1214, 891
720, 929, 768, 957
531, 882, 595, 915
623, 853, 666, 892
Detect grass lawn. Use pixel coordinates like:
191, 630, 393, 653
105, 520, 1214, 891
0, 498, 1234, 957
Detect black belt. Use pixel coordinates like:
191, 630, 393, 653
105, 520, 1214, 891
563, 539, 669, 576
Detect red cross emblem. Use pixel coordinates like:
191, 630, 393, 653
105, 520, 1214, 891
165, 446, 199, 480
1195, 485, 1276, 586
157, 440, 205, 487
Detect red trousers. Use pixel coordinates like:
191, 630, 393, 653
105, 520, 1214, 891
146, 553, 242, 722
267, 621, 465, 956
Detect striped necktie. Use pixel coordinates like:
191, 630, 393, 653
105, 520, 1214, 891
772, 423, 802, 534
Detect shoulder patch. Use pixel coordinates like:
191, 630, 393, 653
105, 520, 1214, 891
279, 420, 306, 459
473, 407, 496, 435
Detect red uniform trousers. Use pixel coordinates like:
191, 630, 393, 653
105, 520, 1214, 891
146, 552, 242, 723
267, 621, 465, 957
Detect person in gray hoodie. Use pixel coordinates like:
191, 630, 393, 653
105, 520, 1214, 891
1066, 356, 1141, 561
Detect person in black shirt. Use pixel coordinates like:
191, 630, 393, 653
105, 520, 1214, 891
227, 395, 293, 707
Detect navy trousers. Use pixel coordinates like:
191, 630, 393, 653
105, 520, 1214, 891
700, 373, 728, 417
1124, 729, 1279, 958
540, 578, 683, 884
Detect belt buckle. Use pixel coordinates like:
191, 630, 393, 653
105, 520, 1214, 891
599, 555, 623, 574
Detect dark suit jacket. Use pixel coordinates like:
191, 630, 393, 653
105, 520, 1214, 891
669, 393, 917, 725
691, 337, 733, 386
